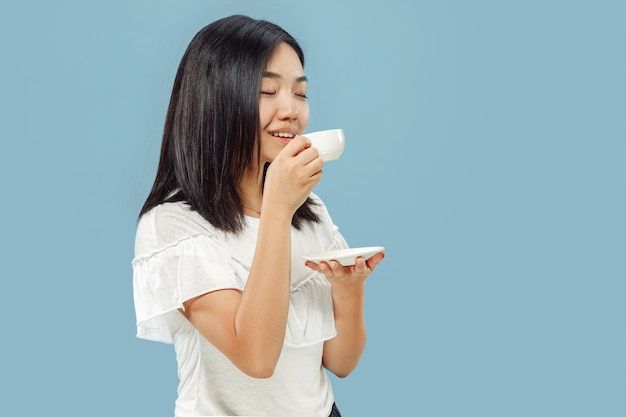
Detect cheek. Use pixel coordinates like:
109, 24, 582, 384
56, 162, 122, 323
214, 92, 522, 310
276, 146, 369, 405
258, 102, 273, 127
298, 103, 310, 130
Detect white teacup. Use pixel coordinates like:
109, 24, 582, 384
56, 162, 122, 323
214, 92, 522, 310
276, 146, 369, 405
302, 129, 345, 161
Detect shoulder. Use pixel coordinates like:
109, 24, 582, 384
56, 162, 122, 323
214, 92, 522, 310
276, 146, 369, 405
308, 192, 329, 214
134, 201, 219, 258
308, 191, 324, 206
308, 192, 333, 222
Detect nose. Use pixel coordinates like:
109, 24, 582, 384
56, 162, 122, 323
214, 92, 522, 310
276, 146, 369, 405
277, 94, 298, 120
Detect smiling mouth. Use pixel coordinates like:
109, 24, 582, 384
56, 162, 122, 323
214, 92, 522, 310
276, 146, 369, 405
271, 132, 296, 139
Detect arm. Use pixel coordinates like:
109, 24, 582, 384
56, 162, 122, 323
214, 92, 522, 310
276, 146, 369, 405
182, 211, 292, 378
181, 137, 323, 378
306, 252, 385, 377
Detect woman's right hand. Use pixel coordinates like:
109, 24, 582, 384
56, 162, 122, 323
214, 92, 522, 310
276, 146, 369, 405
262, 135, 324, 216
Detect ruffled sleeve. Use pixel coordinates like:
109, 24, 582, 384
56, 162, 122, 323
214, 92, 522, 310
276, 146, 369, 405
285, 274, 337, 347
282, 193, 350, 347
132, 234, 244, 343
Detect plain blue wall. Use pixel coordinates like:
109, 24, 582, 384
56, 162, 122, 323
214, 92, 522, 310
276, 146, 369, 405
1, 1, 624, 416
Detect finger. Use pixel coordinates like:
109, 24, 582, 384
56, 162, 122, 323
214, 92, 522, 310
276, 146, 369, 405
365, 252, 385, 271
284, 135, 312, 156
304, 261, 321, 272
299, 157, 323, 184
295, 146, 323, 167
354, 256, 368, 274
318, 261, 337, 278
328, 260, 345, 277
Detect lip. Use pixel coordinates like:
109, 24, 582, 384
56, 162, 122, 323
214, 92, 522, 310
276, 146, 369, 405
268, 129, 298, 144
269, 129, 298, 137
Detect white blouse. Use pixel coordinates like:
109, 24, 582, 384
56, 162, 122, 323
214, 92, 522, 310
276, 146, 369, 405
132, 193, 348, 417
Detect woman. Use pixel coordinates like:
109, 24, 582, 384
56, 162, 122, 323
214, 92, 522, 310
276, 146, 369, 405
132, 15, 384, 417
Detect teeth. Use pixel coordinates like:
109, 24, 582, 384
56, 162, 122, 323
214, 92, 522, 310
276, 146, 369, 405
272, 132, 295, 138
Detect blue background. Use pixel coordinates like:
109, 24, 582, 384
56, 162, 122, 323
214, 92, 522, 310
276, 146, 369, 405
1, 1, 624, 416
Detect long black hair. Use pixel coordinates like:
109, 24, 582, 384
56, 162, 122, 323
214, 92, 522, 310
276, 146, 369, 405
139, 15, 320, 233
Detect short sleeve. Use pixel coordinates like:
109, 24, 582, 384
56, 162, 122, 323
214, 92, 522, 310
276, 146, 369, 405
132, 234, 244, 343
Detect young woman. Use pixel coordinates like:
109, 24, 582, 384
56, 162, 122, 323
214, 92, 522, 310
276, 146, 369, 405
132, 15, 384, 417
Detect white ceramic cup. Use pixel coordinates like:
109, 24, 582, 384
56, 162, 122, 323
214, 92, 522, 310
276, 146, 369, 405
302, 129, 345, 161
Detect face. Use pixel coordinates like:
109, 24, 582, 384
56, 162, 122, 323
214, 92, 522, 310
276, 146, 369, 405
258, 42, 310, 163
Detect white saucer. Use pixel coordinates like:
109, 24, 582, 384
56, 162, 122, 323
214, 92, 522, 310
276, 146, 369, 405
303, 246, 384, 266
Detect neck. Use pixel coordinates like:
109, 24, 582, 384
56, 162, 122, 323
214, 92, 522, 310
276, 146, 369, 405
239, 165, 265, 215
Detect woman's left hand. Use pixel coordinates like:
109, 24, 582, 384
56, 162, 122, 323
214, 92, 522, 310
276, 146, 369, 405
306, 251, 384, 377
304, 251, 384, 291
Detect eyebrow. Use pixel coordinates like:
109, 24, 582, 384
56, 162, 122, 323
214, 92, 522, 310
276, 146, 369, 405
262, 71, 308, 83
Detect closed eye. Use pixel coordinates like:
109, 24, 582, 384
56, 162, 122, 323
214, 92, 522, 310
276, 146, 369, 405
260, 91, 276, 96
